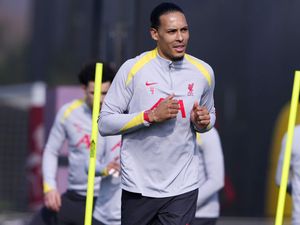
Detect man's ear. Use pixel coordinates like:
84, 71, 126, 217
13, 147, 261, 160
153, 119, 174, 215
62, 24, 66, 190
150, 28, 158, 41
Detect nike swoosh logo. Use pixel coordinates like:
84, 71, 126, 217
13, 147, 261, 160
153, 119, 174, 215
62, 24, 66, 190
145, 81, 158, 86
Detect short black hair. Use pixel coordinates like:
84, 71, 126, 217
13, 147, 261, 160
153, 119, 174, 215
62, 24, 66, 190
78, 61, 115, 86
150, 2, 184, 29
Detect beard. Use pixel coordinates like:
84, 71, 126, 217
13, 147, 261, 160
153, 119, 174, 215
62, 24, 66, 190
171, 55, 184, 61
158, 47, 185, 62
168, 50, 185, 62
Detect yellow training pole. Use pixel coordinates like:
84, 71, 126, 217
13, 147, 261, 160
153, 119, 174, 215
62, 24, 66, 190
84, 63, 103, 225
275, 71, 300, 225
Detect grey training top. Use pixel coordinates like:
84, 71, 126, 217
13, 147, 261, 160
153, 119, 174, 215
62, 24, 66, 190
42, 99, 101, 196
195, 127, 224, 218
99, 49, 216, 197
92, 135, 122, 225
276, 125, 300, 225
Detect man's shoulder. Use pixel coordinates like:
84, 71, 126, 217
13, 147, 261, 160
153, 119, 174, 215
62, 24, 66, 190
122, 50, 157, 67
117, 49, 157, 82
184, 53, 214, 86
56, 99, 85, 121
185, 54, 213, 71
59, 99, 84, 111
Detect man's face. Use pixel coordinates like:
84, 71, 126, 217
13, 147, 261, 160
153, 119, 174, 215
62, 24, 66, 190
84, 81, 111, 109
150, 11, 189, 61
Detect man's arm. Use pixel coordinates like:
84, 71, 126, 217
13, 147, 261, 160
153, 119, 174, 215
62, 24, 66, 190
275, 134, 292, 194
42, 107, 67, 211
99, 61, 148, 136
94, 157, 120, 177
85, 155, 120, 177
291, 152, 300, 223
99, 62, 180, 136
191, 66, 216, 133
85, 137, 120, 177
196, 128, 224, 207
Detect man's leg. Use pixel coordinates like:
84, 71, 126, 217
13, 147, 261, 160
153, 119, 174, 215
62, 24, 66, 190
121, 190, 162, 225
57, 191, 87, 225
155, 189, 198, 225
121, 189, 198, 225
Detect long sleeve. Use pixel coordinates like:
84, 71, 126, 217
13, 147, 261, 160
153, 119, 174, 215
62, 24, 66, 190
85, 160, 106, 177
99, 61, 148, 136
85, 134, 107, 177
42, 107, 66, 192
92, 135, 122, 225
275, 134, 292, 188
291, 151, 300, 225
94, 137, 113, 176
196, 128, 224, 207
275, 129, 300, 225
192, 60, 216, 133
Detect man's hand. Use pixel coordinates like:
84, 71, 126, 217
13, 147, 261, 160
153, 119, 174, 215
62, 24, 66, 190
149, 94, 179, 123
44, 189, 61, 212
107, 156, 120, 173
190, 101, 210, 129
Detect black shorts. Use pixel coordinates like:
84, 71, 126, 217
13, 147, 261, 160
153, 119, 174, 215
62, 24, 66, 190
57, 190, 87, 225
28, 190, 96, 225
191, 218, 217, 225
121, 189, 198, 225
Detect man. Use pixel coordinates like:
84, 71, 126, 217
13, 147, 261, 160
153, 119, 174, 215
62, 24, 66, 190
192, 127, 225, 225
276, 125, 300, 225
88, 135, 122, 225
29, 62, 115, 225
99, 2, 216, 225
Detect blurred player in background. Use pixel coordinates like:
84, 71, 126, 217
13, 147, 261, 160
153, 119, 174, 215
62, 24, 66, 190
29, 62, 115, 225
276, 125, 300, 225
86, 134, 122, 225
192, 127, 225, 225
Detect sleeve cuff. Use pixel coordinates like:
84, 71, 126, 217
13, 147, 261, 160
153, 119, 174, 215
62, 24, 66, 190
43, 183, 54, 193
143, 110, 152, 126
101, 167, 109, 176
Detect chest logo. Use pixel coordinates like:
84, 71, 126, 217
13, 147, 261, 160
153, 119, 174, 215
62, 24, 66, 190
145, 81, 158, 95
145, 81, 158, 86
187, 83, 194, 96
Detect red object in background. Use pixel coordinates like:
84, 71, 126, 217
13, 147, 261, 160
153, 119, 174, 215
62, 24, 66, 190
221, 175, 237, 210
27, 106, 44, 210
224, 175, 236, 204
